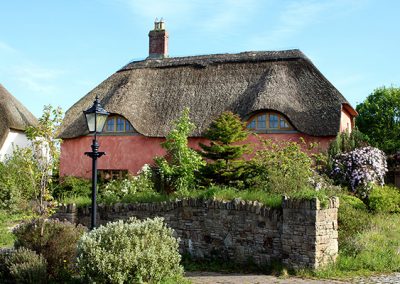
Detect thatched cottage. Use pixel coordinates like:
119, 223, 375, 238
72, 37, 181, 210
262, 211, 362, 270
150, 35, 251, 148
59, 21, 357, 179
0, 84, 37, 161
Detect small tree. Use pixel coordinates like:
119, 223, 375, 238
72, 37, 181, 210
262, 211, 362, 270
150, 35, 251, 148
25, 105, 63, 216
199, 111, 250, 186
154, 108, 204, 194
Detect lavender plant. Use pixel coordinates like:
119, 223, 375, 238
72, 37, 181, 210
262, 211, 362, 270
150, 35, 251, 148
331, 146, 387, 198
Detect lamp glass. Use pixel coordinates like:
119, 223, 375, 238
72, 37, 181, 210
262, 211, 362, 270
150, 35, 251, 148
96, 113, 108, 132
85, 112, 108, 133
85, 112, 96, 132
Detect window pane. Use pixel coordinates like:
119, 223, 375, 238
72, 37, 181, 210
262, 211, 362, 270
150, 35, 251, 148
116, 118, 124, 132
106, 119, 114, 132
247, 119, 256, 129
126, 122, 132, 131
257, 114, 266, 129
269, 114, 278, 128
280, 118, 289, 128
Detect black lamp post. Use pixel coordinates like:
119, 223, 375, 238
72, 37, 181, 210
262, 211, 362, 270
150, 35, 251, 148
83, 96, 109, 230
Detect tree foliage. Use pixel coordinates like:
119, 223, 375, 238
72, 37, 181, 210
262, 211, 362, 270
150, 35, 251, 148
154, 108, 205, 194
356, 86, 400, 154
199, 111, 250, 186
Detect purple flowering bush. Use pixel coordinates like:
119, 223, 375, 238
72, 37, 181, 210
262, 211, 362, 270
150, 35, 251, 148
331, 146, 387, 198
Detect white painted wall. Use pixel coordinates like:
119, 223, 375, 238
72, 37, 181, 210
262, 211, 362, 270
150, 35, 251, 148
0, 130, 31, 161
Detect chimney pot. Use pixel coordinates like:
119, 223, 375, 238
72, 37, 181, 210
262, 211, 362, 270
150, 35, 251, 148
148, 19, 168, 59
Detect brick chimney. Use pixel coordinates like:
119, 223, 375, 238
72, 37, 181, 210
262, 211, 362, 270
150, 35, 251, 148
148, 18, 168, 59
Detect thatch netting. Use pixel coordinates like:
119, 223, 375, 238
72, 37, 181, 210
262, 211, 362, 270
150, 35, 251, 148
59, 50, 353, 139
0, 84, 37, 148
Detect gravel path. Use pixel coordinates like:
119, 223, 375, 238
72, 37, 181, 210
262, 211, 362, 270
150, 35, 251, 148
186, 272, 400, 284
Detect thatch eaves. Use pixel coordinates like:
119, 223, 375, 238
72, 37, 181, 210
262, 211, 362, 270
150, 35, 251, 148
59, 49, 354, 139
0, 84, 37, 147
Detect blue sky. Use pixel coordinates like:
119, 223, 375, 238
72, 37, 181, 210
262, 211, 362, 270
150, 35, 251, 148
0, 0, 399, 117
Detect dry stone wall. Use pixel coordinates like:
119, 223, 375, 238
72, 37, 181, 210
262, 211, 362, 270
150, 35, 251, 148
54, 197, 339, 269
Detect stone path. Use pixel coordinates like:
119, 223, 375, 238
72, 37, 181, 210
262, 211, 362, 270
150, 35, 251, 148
352, 272, 400, 284
186, 272, 400, 284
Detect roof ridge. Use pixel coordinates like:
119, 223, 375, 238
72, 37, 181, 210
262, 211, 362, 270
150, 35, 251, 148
119, 49, 307, 72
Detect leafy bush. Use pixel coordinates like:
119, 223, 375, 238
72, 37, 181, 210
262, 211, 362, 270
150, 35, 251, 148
249, 139, 312, 194
328, 128, 368, 159
0, 250, 12, 282
4, 248, 47, 284
0, 148, 38, 211
13, 218, 86, 281
337, 194, 370, 254
0, 162, 20, 211
155, 108, 204, 194
368, 185, 400, 213
53, 176, 91, 200
77, 217, 183, 283
331, 146, 387, 199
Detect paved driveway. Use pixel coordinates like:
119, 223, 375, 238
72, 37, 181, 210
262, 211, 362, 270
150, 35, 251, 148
186, 272, 347, 284
186, 272, 400, 284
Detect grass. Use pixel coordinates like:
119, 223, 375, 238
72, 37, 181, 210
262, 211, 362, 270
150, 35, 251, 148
59, 195, 91, 207
0, 210, 33, 248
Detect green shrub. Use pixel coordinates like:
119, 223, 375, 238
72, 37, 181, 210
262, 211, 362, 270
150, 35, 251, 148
368, 185, 400, 213
77, 217, 183, 283
0, 148, 38, 212
0, 162, 20, 211
328, 128, 368, 159
5, 248, 47, 284
53, 176, 91, 200
155, 108, 205, 194
0, 250, 12, 282
338, 194, 370, 254
250, 139, 312, 194
13, 218, 86, 281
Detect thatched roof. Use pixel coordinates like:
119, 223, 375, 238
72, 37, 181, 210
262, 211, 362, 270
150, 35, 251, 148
60, 49, 354, 138
0, 84, 37, 147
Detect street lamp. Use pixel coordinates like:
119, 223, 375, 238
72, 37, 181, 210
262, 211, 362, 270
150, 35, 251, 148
83, 96, 109, 230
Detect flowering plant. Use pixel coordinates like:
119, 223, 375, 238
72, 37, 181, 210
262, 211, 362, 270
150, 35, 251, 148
331, 146, 387, 198
100, 164, 154, 204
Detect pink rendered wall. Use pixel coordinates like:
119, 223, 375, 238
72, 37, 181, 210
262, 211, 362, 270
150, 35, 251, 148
340, 109, 353, 133
60, 133, 334, 179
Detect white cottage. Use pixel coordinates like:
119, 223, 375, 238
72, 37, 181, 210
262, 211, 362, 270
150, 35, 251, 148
0, 84, 37, 160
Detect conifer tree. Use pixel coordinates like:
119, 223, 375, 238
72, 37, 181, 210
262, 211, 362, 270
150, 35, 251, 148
199, 111, 250, 186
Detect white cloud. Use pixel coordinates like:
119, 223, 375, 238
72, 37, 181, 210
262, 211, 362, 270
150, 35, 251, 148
247, 0, 362, 49
120, 0, 259, 35
0, 41, 17, 53
198, 0, 259, 33
12, 65, 64, 94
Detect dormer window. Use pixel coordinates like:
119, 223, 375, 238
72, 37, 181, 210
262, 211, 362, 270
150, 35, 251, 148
247, 112, 294, 132
104, 115, 136, 133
